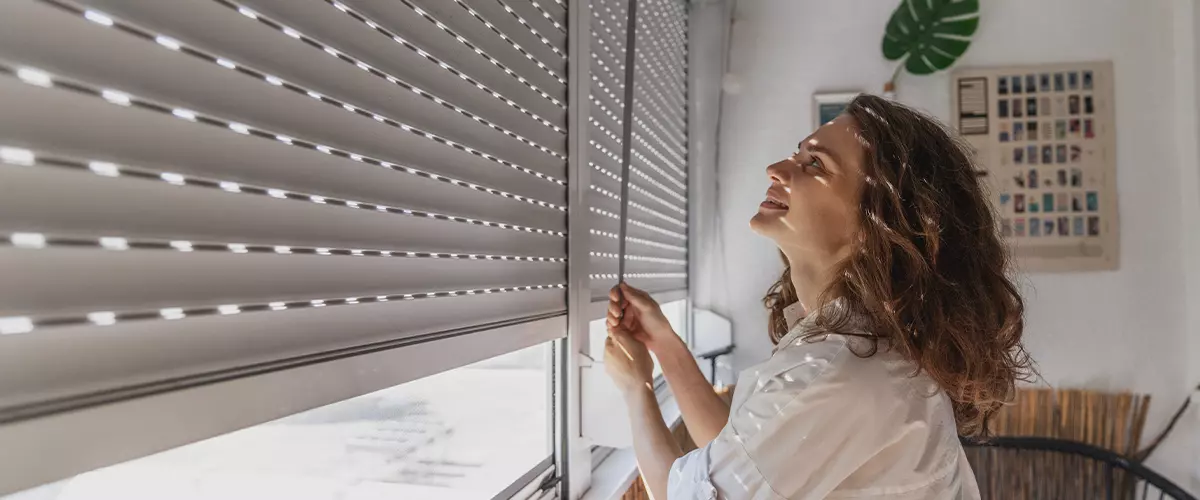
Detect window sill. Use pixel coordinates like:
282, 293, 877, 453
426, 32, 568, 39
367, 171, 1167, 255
580, 389, 681, 500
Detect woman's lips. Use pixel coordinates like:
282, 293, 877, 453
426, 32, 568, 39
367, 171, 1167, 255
759, 199, 788, 211
761, 187, 790, 211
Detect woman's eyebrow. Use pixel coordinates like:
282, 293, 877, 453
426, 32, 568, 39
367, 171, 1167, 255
799, 140, 844, 170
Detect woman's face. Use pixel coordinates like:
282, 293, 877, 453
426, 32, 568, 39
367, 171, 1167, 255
749, 114, 867, 259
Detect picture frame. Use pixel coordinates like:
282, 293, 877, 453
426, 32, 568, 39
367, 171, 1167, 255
812, 91, 861, 131
951, 61, 1118, 272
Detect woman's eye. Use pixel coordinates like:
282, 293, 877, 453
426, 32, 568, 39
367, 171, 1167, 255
804, 158, 823, 172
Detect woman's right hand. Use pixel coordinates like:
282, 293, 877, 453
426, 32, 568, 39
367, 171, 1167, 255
608, 283, 678, 353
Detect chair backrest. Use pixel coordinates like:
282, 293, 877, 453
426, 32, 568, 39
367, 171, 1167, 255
962, 436, 1195, 500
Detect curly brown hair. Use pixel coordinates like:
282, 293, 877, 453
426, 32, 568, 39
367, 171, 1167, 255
763, 94, 1033, 437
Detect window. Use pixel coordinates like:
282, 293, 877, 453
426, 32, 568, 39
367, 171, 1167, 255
0, 0, 704, 497
2, 343, 554, 500
0, 0, 568, 495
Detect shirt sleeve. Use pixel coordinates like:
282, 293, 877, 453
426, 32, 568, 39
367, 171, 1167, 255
668, 336, 900, 499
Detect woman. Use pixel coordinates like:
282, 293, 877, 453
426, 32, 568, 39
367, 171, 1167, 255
604, 95, 1031, 499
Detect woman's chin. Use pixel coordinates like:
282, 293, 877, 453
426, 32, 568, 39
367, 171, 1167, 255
749, 211, 782, 236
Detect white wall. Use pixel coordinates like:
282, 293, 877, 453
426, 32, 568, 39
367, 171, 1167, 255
711, 0, 1196, 489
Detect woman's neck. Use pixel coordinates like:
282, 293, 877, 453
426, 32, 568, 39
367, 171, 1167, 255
782, 247, 847, 316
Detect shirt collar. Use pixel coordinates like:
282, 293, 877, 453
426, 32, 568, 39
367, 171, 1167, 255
774, 298, 870, 351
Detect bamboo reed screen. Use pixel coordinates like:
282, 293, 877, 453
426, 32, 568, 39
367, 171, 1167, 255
966, 388, 1152, 499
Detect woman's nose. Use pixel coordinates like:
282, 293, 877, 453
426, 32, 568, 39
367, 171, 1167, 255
766, 160, 791, 185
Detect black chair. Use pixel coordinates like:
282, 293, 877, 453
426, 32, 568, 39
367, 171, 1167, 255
962, 436, 1195, 500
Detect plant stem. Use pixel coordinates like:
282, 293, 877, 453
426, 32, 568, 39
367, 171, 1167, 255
890, 60, 905, 88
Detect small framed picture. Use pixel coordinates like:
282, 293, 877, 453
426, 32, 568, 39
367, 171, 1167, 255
1027, 121, 1038, 137
1029, 200, 1040, 213
1057, 192, 1069, 212
1039, 73, 1051, 92
1001, 218, 1013, 237
1013, 147, 1024, 165
1012, 98, 1024, 118
1055, 120, 1067, 140
1027, 145, 1039, 165
1042, 120, 1053, 140
1073, 216, 1085, 236
1070, 119, 1081, 138
1086, 191, 1099, 211
1052, 96, 1066, 116
1043, 192, 1055, 212
1041, 97, 1051, 114
813, 91, 860, 130
1015, 218, 1027, 236
1014, 194, 1026, 213
1041, 145, 1053, 164
1084, 119, 1095, 139
1082, 70, 1094, 90
1056, 169, 1068, 186
999, 193, 1012, 206
998, 76, 1009, 95
1057, 216, 1070, 236
1012, 122, 1024, 141
1084, 95, 1094, 114
1030, 217, 1041, 236
1044, 218, 1055, 236
998, 99, 1009, 118
1054, 73, 1065, 91
1069, 95, 1080, 115
1056, 144, 1067, 163
1026, 97, 1038, 117
1087, 216, 1101, 236
1068, 72, 1079, 90
1012, 75, 1024, 93
1070, 145, 1082, 162
1070, 168, 1083, 187
1071, 192, 1084, 212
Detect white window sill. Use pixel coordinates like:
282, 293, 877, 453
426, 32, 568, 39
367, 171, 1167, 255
580, 391, 681, 500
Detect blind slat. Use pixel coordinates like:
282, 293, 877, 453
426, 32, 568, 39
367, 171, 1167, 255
0, 289, 565, 412
417, 0, 568, 81
0, 162, 565, 258
0, 247, 565, 318
294, 0, 567, 111
0, 75, 568, 218
491, 0, 567, 37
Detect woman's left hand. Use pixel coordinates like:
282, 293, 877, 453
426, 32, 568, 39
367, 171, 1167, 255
604, 324, 655, 396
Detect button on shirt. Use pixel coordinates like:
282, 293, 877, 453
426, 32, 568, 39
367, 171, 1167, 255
667, 308, 981, 499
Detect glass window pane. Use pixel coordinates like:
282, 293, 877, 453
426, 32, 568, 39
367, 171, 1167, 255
5, 343, 553, 500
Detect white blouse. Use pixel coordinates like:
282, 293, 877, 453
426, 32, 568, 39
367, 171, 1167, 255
667, 306, 980, 499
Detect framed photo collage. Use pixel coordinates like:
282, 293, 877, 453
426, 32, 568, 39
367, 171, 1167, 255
951, 62, 1119, 272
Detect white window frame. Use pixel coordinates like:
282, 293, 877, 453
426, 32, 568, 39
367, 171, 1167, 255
564, 0, 733, 496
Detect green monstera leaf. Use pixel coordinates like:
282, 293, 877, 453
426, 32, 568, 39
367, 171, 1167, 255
882, 0, 979, 76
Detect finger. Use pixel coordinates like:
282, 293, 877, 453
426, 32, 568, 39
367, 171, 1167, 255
609, 324, 641, 344
609, 285, 621, 302
607, 301, 622, 321
621, 310, 639, 330
619, 283, 655, 311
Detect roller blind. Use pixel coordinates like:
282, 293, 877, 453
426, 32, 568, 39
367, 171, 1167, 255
586, 0, 688, 302
0, 0, 568, 493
